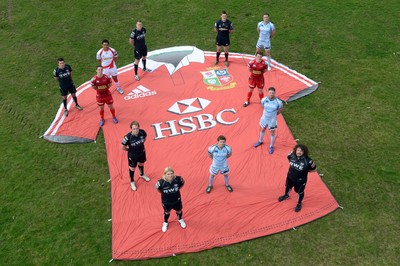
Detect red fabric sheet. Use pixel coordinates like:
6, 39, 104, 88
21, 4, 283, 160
43, 47, 338, 260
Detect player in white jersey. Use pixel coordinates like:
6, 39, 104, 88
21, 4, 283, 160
206, 135, 233, 193
96, 39, 124, 94
254, 87, 283, 154
256, 13, 276, 70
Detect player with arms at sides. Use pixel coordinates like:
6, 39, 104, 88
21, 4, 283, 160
121, 121, 150, 191
256, 13, 276, 70
206, 135, 233, 193
243, 52, 268, 107
53, 58, 83, 117
96, 39, 124, 94
214, 10, 234, 66
253, 87, 283, 154
278, 144, 317, 212
90, 66, 118, 127
129, 20, 152, 81
155, 167, 186, 233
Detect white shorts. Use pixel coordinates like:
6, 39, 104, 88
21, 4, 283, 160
260, 116, 277, 130
209, 165, 230, 176
256, 40, 271, 50
103, 67, 118, 77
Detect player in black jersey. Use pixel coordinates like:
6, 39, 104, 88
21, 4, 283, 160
155, 167, 186, 232
53, 58, 83, 116
129, 20, 151, 81
121, 121, 150, 191
214, 11, 234, 66
278, 144, 317, 212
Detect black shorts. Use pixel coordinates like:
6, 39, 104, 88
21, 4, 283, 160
286, 177, 307, 194
216, 37, 230, 46
59, 84, 76, 96
162, 200, 182, 212
134, 45, 148, 60
128, 152, 146, 168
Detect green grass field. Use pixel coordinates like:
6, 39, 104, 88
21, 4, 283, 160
1, 0, 399, 265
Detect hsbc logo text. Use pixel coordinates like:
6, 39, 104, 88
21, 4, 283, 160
124, 85, 156, 100
151, 98, 239, 140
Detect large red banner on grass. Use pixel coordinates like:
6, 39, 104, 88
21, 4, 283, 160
43, 47, 337, 260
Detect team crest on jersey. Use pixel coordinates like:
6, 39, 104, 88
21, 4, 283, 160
200, 68, 236, 91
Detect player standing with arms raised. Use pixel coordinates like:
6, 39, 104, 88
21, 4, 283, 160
256, 13, 276, 70
96, 39, 124, 94
278, 144, 317, 212
214, 11, 234, 66
129, 20, 152, 81
90, 66, 118, 127
53, 58, 83, 117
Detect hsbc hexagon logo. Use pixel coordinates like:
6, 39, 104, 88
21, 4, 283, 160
167, 97, 211, 115
151, 97, 239, 140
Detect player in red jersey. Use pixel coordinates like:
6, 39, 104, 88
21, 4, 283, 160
243, 52, 268, 107
90, 66, 118, 127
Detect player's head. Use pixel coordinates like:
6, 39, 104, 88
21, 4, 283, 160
102, 39, 110, 50
221, 11, 227, 21
57, 57, 65, 68
267, 87, 276, 98
263, 13, 270, 22
96, 65, 103, 75
130, 121, 140, 134
255, 51, 263, 62
217, 135, 226, 148
136, 20, 143, 30
163, 166, 176, 181
293, 144, 309, 157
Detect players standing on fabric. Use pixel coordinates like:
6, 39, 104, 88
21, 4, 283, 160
256, 13, 276, 70
243, 52, 268, 107
214, 11, 234, 66
129, 20, 152, 81
90, 66, 118, 127
155, 167, 186, 232
206, 135, 233, 193
254, 87, 283, 154
96, 39, 124, 94
121, 121, 150, 191
278, 144, 317, 212
53, 58, 83, 117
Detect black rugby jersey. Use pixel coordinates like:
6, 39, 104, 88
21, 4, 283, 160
215, 19, 233, 39
121, 129, 147, 157
286, 153, 316, 182
129, 28, 147, 49
53, 64, 73, 89
155, 176, 184, 204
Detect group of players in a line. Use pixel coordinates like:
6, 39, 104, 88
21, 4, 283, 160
53, 13, 316, 232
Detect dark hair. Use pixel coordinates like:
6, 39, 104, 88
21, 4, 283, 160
130, 121, 140, 128
268, 87, 276, 92
102, 39, 109, 44
217, 135, 226, 141
256, 51, 264, 57
293, 144, 309, 157
221, 11, 227, 15
96, 65, 103, 69
57, 57, 64, 62
264, 13, 270, 17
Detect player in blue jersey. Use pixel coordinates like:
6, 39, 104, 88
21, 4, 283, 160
256, 13, 276, 70
253, 87, 283, 154
206, 135, 233, 193
278, 144, 317, 212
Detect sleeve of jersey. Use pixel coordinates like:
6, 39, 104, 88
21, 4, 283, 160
208, 145, 215, 156
225, 145, 232, 155
42, 81, 102, 143
178, 176, 185, 188
121, 135, 128, 145
308, 158, 317, 171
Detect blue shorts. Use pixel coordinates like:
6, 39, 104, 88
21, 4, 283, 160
260, 116, 277, 130
256, 40, 271, 50
209, 165, 230, 176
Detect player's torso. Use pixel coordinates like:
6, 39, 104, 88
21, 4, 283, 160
258, 22, 273, 39
262, 98, 281, 114
55, 65, 72, 80
249, 60, 267, 76
97, 48, 116, 67
216, 20, 232, 36
126, 131, 146, 151
131, 28, 146, 46
211, 145, 230, 163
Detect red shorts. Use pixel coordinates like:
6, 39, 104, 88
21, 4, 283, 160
248, 75, 264, 89
96, 92, 113, 106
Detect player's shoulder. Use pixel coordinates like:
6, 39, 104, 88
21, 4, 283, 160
224, 144, 232, 152
257, 21, 263, 27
